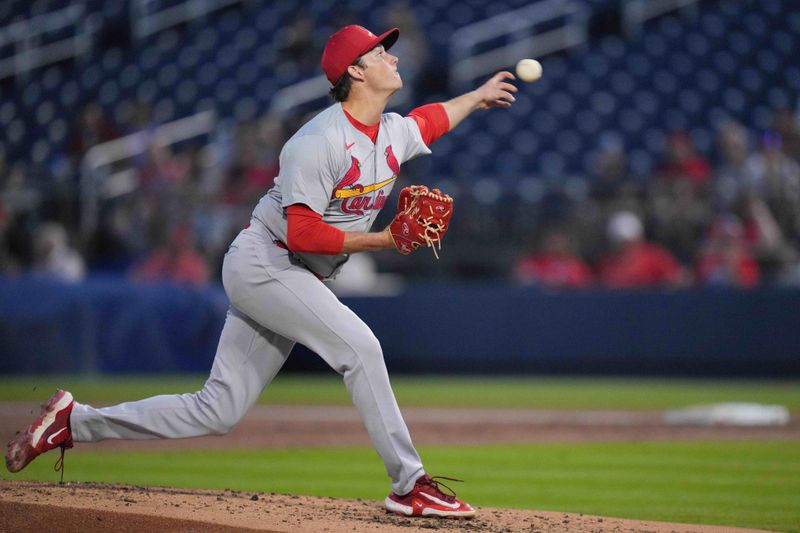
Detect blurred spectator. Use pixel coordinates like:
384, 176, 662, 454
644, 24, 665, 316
713, 120, 751, 209
138, 143, 191, 195
647, 179, 710, 263
383, 3, 430, 105
2, 164, 41, 217
743, 130, 800, 197
597, 211, 686, 289
778, 257, 800, 286
695, 215, 759, 288
220, 120, 281, 207
734, 195, 796, 281
257, 115, 287, 168
770, 108, 800, 162
738, 196, 785, 250
0, 165, 40, 273
0, 194, 15, 275
513, 228, 593, 289
126, 99, 158, 134
590, 134, 631, 201
130, 224, 209, 286
0, 216, 29, 275
68, 102, 118, 165
32, 222, 86, 283
278, 13, 318, 75
656, 130, 712, 187
1, 3, 798, 291
743, 131, 800, 247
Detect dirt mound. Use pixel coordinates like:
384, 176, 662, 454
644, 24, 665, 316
0, 480, 772, 533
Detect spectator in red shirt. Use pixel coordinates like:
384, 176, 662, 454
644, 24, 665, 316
513, 229, 592, 289
130, 224, 209, 287
597, 211, 685, 289
695, 215, 760, 288
656, 130, 712, 187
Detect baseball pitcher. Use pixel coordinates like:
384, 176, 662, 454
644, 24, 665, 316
6, 24, 517, 518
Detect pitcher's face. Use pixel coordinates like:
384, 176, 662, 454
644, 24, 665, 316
355, 45, 402, 94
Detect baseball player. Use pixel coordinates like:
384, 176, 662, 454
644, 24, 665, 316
6, 25, 517, 518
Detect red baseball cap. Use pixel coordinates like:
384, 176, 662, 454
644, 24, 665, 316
321, 25, 400, 85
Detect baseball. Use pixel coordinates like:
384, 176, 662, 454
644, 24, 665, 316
515, 58, 542, 83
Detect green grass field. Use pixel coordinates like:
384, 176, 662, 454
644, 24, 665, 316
2, 373, 800, 411
1, 374, 799, 531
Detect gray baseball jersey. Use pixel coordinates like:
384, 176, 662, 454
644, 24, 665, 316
252, 103, 431, 278
69, 102, 434, 496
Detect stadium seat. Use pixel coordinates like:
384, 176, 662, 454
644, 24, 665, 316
119, 64, 141, 91
575, 110, 601, 135
628, 148, 653, 175
47, 117, 67, 144
1, 0, 796, 183
98, 80, 120, 106
157, 64, 180, 90
0, 102, 16, 127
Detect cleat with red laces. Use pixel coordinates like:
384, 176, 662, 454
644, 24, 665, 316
384, 475, 476, 518
5, 390, 74, 480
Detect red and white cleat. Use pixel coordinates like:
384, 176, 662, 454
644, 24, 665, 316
6, 390, 74, 477
384, 475, 476, 518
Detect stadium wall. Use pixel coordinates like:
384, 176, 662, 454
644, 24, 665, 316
1, 278, 798, 377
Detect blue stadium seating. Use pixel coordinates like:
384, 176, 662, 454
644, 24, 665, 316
1, 0, 797, 191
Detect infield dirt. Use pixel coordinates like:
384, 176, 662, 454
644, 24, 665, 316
0, 480, 775, 533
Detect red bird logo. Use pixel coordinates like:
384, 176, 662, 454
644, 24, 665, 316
332, 156, 361, 199
385, 145, 399, 177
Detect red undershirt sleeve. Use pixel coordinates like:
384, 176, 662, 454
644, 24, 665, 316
285, 204, 345, 255
407, 103, 450, 145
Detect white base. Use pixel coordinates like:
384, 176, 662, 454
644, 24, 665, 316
664, 402, 790, 426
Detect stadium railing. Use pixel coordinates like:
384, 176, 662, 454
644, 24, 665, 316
622, 0, 701, 37
80, 110, 218, 240
0, 4, 101, 82
449, 0, 589, 91
131, 0, 245, 40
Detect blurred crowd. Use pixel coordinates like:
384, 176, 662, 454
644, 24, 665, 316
509, 111, 800, 290
2, 97, 799, 291
1, 1, 799, 291
0, 98, 286, 286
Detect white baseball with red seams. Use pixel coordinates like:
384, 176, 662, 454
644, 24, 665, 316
69, 102, 431, 496
515, 58, 542, 82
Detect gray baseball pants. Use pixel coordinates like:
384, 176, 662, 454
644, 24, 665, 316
70, 223, 425, 495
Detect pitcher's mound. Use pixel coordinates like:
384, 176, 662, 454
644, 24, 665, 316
0, 480, 770, 533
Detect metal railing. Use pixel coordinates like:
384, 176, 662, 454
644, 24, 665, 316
622, 0, 701, 37
268, 1, 592, 117
268, 74, 330, 117
449, 0, 589, 91
131, 0, 245, 39
0, 4, 101, 81
80, 110, 217, 239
